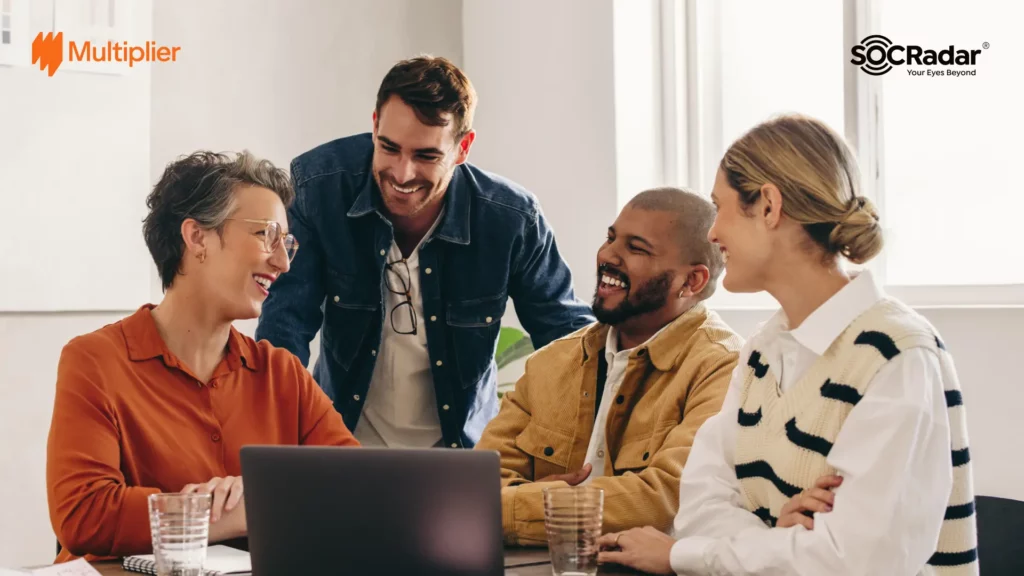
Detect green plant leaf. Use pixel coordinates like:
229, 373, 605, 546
496, 326, 526, 355
496, 336, 534, 369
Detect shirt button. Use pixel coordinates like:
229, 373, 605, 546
425, 268, 432, 275
615, 395, 625, 404
583, 391, 589, 398
436, 360, 443, 367
211, 433, 221, 442
380, 249, 386, 256
354, 394, 361, 401
642, 451, 650, 460
333, 295, 340, 303
485, 316, 493, 323
430, 315, 437, 322
598, 450, 605, 458
442, 404, 450, 411
544, 447, 554, 457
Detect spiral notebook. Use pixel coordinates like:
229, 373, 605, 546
122, 545, 251, 576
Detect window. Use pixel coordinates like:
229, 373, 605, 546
1, 0, 12, 45
655, 0, 1024, 305
0, 0, 25, 66
880, 0, 1024, 287
715, 0, 845, 187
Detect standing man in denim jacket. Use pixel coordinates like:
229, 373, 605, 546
256, 56, 593, 449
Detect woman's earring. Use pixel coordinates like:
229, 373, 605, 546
197, 251, 206, 264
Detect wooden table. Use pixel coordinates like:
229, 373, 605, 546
76, 547, 646, 575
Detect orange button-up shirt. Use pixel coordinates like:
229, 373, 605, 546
47, 305, 358, 561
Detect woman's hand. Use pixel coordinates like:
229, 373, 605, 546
181, 476, 247, 541
596, 526, 676, 575
777, 474, 843, 530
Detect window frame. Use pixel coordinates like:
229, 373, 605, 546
655, 0, 1024, 308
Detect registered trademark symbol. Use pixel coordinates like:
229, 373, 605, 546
983, 42, 990, 49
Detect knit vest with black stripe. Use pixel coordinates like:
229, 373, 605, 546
735, 298, 978, 575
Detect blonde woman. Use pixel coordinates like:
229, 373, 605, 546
598, 115, 977, 575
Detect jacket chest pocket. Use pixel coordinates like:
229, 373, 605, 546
612, 420, 675, 475
612, 436, 653, 475
446, 294, 506, 388
515, 421, 574, 481
321, 271, 380, 372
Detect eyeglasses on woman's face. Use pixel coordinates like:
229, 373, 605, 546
225, 218, 299, 263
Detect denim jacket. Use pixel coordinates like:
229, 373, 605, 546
255, 133, 594, 447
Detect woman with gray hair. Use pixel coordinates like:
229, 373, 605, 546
46, 150, 359, 563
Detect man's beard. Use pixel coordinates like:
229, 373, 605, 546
373, 165, 453, 219
592, 270, 674, 326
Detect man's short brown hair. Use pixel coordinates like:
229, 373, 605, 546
375, 55, 477, 138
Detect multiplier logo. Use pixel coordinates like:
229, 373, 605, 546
850, 34, 988, 77
31, 31, 180, 76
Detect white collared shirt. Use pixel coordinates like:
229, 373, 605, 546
669, 271, 953, 576
582, 323, 670, 481
353, 214, 445, 448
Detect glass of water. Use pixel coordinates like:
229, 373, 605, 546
148, 493, 212, 576
543, 486, 604, 576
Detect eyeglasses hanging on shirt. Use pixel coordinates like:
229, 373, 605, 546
384, 258, 418, 335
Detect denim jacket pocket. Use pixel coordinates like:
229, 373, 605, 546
321, 270, 380, 372
446, 294, 506, 389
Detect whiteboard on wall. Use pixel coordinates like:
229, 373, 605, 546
0, 0, 153, 312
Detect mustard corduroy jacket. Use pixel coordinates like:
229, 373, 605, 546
476, 302, 742, 545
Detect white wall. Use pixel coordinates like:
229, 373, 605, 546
0, 0, 153, 312
0, 0, 461, 567
462, 0, 618, 304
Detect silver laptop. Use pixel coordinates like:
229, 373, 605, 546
241, 446, 504, 575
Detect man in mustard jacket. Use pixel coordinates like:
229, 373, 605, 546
476, 187, 742, 545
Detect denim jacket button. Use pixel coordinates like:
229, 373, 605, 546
436, 360, 443, 367
333, 295, 340, 303
430, 315, 437, 322
379, 249, 386, 256
485, 316, 493, 323
442, 404, 450, 411
425, 268, 432, 275
353, 394, 360, 401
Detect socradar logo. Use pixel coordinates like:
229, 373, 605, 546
850, 35, 986, 77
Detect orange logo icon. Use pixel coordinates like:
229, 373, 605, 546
32, 31, 64, 76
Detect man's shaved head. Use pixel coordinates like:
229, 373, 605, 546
626, 187, 724, 299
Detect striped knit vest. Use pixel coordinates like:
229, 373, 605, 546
735, 298, 978, 575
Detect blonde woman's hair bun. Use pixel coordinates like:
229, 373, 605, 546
830, 195, 882, 264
